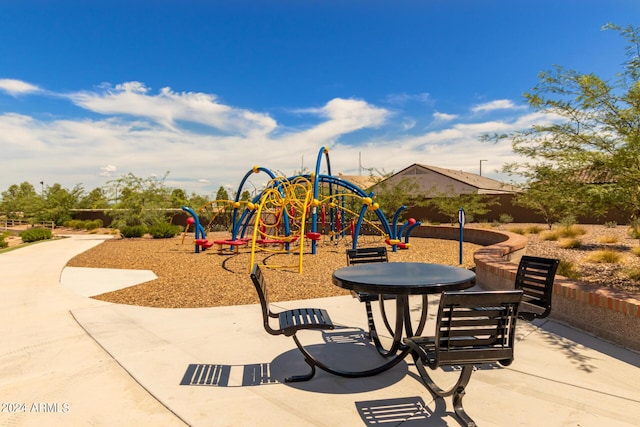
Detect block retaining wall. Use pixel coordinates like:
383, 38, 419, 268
411, 225, 640, 352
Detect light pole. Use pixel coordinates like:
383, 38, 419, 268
479, 160, 488, 176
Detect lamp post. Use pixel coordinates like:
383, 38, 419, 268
479, 160, 488, 176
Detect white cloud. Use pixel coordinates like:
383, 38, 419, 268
68, 82, 277, 136
472, 99, 525, 113
433, 111, 458, 121
100, 165, 117, 177
0, 79, 41, 96
0, 80, 549, 195
286, 98, 390, 145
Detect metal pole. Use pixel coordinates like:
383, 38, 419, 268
479, 160, 487, 176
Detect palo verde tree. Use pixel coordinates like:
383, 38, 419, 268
427, 186, 500, 225
485, 24, 640, 227
104, 172, 173, 227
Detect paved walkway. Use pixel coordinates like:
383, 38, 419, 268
1, 235, 639, 426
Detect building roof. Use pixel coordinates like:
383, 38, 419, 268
372, 163, 521, 195
414, 164, 521, 194
336, 173, 378, 191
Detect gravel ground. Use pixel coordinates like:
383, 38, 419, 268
65, 231, 482, 308
8, 224, 639, 308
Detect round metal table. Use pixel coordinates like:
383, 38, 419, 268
331, 262, 476, 370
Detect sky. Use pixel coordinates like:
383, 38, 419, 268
1, 0, 639, 198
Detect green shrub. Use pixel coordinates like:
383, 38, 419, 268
0, 235, 7, 249
85, 219, 103, 230
120, 225, 147, 238
149, 221, 180, 238
498, 213, 513, 224
19, 227, 53, 243
557, 260, 580, 280
525, 225, 543, 235
604, 221, 617, 228
631, 247, 640, 257
558, 215, 577, 228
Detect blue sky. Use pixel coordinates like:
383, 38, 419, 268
1, 1, 638, 197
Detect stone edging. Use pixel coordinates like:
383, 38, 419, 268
411, 225, 640, 352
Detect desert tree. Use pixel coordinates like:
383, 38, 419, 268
485, 24, 640, 227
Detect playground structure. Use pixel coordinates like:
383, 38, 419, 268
181, 147, 422, 272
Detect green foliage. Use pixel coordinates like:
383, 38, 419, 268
485, 24, 640, 226
85, 219, 103, 230
39, 183, 85, 226
498, 213, 513, 224
77, 187, 110, 209
557, 260, 580, 279
605, 221, 618, 228
105, 172, 173, 227
64, 219, 103, 230
0, 233, 8, 249
631, 247, 640, 257
427, 186, 500, 225
119, 225, 147, 238
216, 186, 230, 202
367, 170, 428, 218
148, 221, 180, 238
19, 227, 53, 243
0, 182, 41, 220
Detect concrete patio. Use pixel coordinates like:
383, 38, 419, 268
1, 235, 639, 426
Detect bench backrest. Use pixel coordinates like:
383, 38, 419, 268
433, 290, 522, 367
250, 264, 280, 335
346, 247, 388, 265
515, 255, 559, 319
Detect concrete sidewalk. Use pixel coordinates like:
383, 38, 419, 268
1, 235, 639, 426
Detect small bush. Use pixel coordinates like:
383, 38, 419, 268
604, 221, 617, 228
558, 238, 582, 249
557, 260, 580, 280
120, 225, 147, 238
598, 235, 619, 244
558, 225, 587, 238
507, 227, 526, 235
498, 214, 513, 224
525, 225, 543, 235
149, 221, 180, 239
626, 268, 640, 281
558, 215, 577, 228
584, 249, 623, 264
631, 247, 640, 257
540, 230, 560, 241
0, 235, 7, 249
85, 219, 103, 230
628, 225, 640, 239
19, 227, 53, 243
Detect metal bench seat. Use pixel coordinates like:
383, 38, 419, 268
250, 264, 334, 382
404, 290, 523, 427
